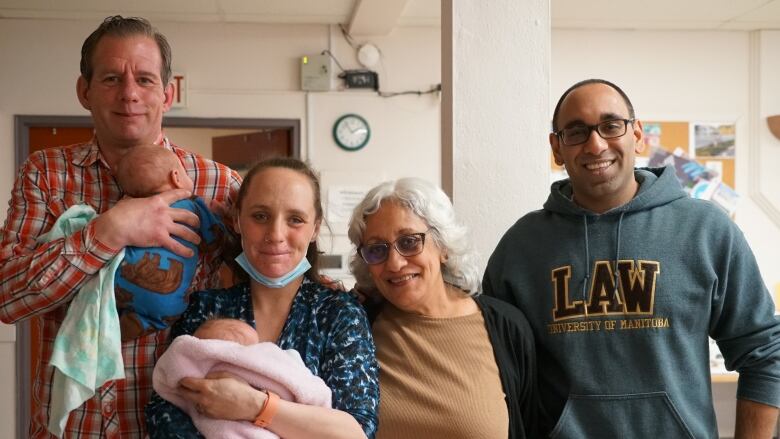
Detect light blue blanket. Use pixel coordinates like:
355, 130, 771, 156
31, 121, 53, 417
38, 204, 125, 438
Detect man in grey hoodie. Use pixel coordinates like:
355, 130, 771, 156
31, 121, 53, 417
484, 78, 780, 438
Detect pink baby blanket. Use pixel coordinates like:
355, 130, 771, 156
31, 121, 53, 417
153, 335, 332, 438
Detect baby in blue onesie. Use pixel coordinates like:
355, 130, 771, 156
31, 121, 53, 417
113, 146, 226, 341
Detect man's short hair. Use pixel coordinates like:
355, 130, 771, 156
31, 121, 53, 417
551, 78, 635, 132
80, 15, 172, 86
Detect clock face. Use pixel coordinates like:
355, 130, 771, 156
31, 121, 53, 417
333, 114, 370, 151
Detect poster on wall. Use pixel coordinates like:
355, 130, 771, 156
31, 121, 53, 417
326, 186, 370, 228
692, 122, 736, 158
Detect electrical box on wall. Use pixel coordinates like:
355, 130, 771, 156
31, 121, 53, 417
319, 254, 345, 270
342, 70, 379, 91
319, 253, 356, 289
301, 54, 332, 91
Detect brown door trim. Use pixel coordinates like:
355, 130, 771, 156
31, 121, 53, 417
15, 115, 301, 169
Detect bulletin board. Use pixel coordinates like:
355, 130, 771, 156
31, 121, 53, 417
640, 121, 688, 155
642, 120, 735, 189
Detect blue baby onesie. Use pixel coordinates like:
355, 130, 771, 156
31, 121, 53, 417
114, 197, 225, 340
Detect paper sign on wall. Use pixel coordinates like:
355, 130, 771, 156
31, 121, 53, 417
327, 186, 370, 227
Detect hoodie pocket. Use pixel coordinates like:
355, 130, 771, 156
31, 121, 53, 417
549, 391, 695, 439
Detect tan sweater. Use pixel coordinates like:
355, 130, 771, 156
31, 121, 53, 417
373, 304, 509, 439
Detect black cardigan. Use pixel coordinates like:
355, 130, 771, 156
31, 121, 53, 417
475, 294, 544, 439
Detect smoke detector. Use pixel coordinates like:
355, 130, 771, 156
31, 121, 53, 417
357, 43, 380, 69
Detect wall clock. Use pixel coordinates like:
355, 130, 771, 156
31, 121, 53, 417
333, 114, 370, 151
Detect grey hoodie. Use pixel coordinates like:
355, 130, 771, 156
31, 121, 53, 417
484, 166, 780, 438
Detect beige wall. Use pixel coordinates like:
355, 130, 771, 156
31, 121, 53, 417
0, 18, 442, 231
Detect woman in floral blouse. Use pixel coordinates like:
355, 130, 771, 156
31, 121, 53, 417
146, 158, 379, 438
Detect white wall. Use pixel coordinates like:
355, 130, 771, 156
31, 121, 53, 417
552, 29, 780, 298
0, 17, 441, 237
759, 31, 780, 193
0, 17, 441, 436
757, 31, 780, 298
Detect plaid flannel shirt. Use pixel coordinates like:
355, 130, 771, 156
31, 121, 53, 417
0, 137, 241, 438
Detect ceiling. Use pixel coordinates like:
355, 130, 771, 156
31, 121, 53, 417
553, 0, 780, 31
1, 0, 780, 32
0, 0, 439, 35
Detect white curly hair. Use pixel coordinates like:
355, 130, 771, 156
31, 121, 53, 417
347, 177, 481, 295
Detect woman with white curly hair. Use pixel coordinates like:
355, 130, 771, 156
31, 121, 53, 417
348, 177, 541, 439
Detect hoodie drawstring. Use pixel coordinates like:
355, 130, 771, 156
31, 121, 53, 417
614, 212, 625, 302
581, 215, 590, 318
581, 212, 626, 313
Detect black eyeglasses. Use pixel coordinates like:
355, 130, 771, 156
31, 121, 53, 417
554, 119, 634, 146
358, 232, 428, 265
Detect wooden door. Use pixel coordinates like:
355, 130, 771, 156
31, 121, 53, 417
211, 129, 291, 174
28, 126, 94, 154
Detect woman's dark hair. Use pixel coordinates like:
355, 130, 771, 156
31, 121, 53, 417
235, 157, 324, 283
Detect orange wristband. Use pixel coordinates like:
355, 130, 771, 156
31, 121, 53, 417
253, 389, 279, 428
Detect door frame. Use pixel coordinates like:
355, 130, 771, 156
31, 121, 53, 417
15, 115, 300, 159
12, 114, 300, 438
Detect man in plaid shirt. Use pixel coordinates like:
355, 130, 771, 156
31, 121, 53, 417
0, 16, 241, 438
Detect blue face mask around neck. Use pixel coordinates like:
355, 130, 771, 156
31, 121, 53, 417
234, 252, 312, 289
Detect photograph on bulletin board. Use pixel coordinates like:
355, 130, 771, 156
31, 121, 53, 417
692, 122, 735, 158
641, 121, 690, 156
690, 122, 737, 214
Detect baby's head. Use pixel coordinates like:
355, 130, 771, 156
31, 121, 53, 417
115, 145, 194, 197
193, 318, 259, 346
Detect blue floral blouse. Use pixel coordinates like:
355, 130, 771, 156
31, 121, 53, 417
145, 279, 379, 438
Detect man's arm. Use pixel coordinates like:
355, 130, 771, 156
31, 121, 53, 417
735, 399, 779, 439
0, 161, 110, 323
92, 191, 200, 256
0, 159, 199, 323
710, 221, 780, 423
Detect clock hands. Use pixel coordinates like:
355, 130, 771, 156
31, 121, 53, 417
345, 120, 366, 136
334, 114, 369, 150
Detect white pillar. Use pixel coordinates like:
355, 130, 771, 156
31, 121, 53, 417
442, 0, 551, 273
